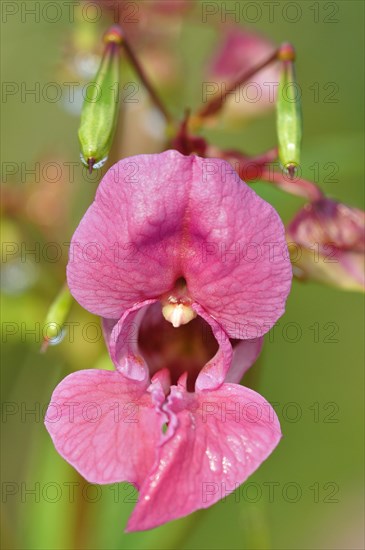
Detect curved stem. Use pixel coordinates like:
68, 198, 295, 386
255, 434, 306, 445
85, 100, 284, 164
122, 39, 173, 125
249, 147, 278, 166
259, 168, 324, 201
196, 48, 279, 119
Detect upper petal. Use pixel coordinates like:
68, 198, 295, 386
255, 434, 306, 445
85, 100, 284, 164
67, 150, 292, 337
67, 151, 193, 318
44, 369, 164, 487
126, 382, 281, 531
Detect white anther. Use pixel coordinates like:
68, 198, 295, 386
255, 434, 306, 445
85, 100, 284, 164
162, 303, 197, 328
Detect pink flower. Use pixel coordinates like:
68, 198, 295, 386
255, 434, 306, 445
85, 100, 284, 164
287, 198, 365, 291
45, 150, 292, 530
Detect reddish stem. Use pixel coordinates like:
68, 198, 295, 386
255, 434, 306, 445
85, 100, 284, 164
206, 146, 278, 182
196, 48, 279, 119
259, 168, 324, 201
212, 147, 324, 201
122, 39, 173, 124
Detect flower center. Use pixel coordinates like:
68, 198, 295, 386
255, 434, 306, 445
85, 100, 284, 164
138, 302, 218, 391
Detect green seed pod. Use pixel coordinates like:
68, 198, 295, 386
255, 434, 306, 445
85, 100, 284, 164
78, 25, 123, 173
41, 284, 73, 352
276, 43, 302, 178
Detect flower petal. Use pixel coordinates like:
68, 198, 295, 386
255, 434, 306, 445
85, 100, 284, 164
187, 155, 292, 338
67, 151, 193, 318
44, 369, 164, 487
107, 300, 157, 382
126, 382, 281, 531
67, 150, 292, 337
193, 302, 233, 391
225, 337, 264, 383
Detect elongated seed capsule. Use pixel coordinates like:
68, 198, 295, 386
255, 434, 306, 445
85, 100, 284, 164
41, 284, 73, 352
78, 25, 123, 173
276, 43, 302, 178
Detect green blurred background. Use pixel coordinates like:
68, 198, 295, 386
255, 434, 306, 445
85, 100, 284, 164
1, 1, 364, 549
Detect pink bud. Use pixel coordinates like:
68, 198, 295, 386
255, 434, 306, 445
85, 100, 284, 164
287, 199, 365, 291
